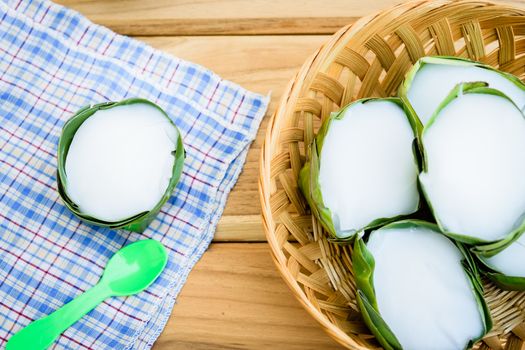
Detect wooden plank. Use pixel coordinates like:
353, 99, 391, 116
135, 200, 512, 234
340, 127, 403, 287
139, 36, 327, 241
215, 215, 263, 242
56, 0, 403, 35
153, 243, 342, 349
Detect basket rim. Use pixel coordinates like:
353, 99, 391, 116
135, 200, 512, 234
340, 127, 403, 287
258, 0, 525, 348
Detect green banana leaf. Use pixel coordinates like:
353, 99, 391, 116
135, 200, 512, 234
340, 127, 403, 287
57, 98, 185, 233
419, 82, 525, 248
353, 233, 402, 350
475, 256, 525, 291
473, 229, 525, 290
353, 220, 492, 350
484, 271, 525, 291
399, 55, 525, 134
298, 97, 420, 243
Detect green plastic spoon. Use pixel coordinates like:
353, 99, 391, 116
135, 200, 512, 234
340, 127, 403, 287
6, 239, 168, 350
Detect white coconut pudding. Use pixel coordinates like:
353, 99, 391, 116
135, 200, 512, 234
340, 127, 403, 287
64, 103, 178, 222
403, 57, 525, 125
356, 221, 488, 350
313, 99, 419, 239
419, 84, 525, 243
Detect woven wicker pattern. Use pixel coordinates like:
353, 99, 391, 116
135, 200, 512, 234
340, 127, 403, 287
259, 1, 525, 349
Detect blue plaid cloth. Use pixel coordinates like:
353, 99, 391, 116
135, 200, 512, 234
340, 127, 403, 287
0, 0, 268, 348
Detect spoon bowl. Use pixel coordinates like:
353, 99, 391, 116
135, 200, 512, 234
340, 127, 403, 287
102, 239, 168, 296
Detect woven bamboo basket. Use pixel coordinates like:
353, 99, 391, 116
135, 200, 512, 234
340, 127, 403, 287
259, 0, 525, 349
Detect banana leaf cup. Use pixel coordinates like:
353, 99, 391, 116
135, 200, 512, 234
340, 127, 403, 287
418, 82, 525, 249
354, 220, 492, 350
57, 98, 185, 233
399, 55, 525, 129
298, 97, 421, 243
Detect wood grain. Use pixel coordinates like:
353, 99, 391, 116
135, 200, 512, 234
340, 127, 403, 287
79, 17, 353, 36
215, 215, 263, 242
56, 0, 403, 35
152, 243, 342, 350
139, 36, 327, 241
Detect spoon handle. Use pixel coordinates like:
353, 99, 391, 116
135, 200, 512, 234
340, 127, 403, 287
6, 282, 110, 350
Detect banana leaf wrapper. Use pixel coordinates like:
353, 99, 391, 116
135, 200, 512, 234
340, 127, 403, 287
398, 55, 525, 138
298, 97, 420, 243
419, 82, 525, 249
353, 220, 492, 350
57, 98, 185, 233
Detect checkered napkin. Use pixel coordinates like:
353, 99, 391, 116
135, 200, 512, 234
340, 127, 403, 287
0, 0, 269, 348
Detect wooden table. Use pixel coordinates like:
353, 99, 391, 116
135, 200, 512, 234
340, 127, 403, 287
53, 1, 405, 348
